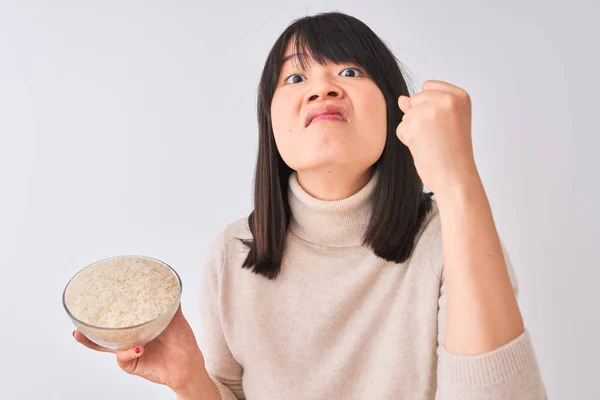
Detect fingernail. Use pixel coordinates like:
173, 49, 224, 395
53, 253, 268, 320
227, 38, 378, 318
72, 331, 75, 337
134, 347, 141, 354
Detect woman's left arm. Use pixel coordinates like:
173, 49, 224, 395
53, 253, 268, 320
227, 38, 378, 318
435, 173, 524, 355
398, 80, 546, 398
397, 80, 527, 353
432, 168, 547, 400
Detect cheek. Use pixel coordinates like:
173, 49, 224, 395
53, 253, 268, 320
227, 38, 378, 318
270, 92, 301, 165
271, 91, 300, 136
364, 87, 387, 126
270, 93, 287, 132
356, 88, 387, 151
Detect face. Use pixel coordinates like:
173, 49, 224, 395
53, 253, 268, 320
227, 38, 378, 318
270, 41, 387, 175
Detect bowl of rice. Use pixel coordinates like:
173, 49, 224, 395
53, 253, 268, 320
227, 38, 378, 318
62, 255, 182, 350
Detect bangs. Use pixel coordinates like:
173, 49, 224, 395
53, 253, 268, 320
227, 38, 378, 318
277, 13, 385, 77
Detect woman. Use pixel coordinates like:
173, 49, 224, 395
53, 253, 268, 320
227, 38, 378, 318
74, 11, 546, 399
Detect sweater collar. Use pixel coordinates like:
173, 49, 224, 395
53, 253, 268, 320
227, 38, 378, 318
287, 170, 378, 247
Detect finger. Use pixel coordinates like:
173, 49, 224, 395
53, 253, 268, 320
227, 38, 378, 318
116, 345, 144, 365
398, 95, 412, 114
422, 79, 463, 94
409, 89, 453, 107
73, 330, 115, 354
396, 121, 411, 146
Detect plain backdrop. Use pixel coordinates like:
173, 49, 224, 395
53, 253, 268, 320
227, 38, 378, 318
1, 1, 598, 399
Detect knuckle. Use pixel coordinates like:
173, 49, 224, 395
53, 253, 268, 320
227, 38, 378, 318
462, 90, 471, 104
456, 89, 470, 104
426, 105, 437, 118
442, 94, 455, 109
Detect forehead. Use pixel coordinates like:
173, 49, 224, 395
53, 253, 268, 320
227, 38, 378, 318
281, 40, 308, 67
281, 41, 327, 69
279, 33, 365, 71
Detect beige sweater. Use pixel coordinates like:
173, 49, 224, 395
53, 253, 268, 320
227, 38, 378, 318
198, 171, 546, 399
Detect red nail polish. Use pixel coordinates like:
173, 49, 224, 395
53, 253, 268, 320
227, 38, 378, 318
135, 347, 141, 354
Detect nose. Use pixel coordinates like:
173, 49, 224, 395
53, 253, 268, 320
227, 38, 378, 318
306, 78, 344, 102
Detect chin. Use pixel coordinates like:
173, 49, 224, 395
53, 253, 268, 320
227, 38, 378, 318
282, 138, 382, 172
290, 154, 357, 172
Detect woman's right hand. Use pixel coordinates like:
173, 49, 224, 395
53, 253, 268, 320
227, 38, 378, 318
73, 305, 219, 398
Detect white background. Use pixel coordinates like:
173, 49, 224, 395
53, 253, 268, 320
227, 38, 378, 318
1, 1, 598, 399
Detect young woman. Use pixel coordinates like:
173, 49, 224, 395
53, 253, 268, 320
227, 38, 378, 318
74, 11, 546, 399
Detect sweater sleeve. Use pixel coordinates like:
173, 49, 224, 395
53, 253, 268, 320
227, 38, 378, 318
435, 239, 547, 399
198, 232, 245, 400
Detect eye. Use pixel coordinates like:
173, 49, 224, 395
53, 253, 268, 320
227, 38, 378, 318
340, 67, 363, 78
284, 74, 306, 84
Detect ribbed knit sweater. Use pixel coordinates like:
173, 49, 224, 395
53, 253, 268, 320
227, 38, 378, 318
198, 171, 546, 399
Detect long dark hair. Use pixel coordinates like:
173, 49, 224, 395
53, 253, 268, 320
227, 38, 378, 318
241, 12, 433, 280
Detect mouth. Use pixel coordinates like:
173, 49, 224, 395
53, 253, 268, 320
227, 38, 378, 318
305, 105, 348, 127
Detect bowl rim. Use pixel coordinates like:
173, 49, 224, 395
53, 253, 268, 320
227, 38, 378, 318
62, 255, 183, 331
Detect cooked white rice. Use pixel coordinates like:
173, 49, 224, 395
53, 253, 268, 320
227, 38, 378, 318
65, 256, 180, 328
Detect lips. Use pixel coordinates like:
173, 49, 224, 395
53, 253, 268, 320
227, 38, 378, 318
305, 105, 348, 127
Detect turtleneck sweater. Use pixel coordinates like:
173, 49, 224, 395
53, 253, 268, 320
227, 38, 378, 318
198, 171, 546, 399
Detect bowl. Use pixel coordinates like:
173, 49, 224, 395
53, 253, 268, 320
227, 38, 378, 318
62, 255, 182, 350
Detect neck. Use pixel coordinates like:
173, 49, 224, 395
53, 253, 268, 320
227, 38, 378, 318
296, 166, 376, 201
287, 167, 379, 247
